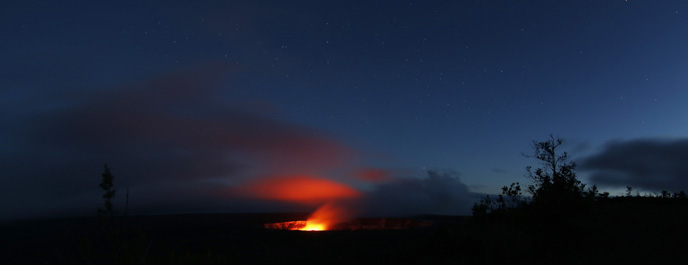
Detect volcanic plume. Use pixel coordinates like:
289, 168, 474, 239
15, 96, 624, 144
239, 175, 360, 204
243, 171, 471, 230
292, 202, 354, 231
238, 175, 361, 230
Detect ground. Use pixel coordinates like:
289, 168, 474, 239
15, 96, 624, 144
1, 200, 687, 264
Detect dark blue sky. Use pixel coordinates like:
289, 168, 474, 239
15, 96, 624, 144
2, 0, 688, 220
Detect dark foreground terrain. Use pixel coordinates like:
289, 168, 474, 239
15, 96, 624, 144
1, 213, 466, 265
2, 198, 687, 265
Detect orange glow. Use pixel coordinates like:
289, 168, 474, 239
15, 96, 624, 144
300, 222, 326, 231
239, 175, 360, 204
264, 218, 434, 231
296, 202, 351, 231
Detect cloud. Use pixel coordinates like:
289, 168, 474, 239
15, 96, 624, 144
580, 138, 688, 192
0, 64, 354, 220
357, 170, 473, 217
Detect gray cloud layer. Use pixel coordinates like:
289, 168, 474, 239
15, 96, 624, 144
580, 138, 688, 192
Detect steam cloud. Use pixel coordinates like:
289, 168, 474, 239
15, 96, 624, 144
358, 170, 473, 217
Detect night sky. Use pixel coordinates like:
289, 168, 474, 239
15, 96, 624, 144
2, 0, 688, 221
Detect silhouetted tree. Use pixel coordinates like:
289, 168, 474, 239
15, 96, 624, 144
524, 136, 586, 209
473, 136, 593, 218
98, 164, 117, 218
